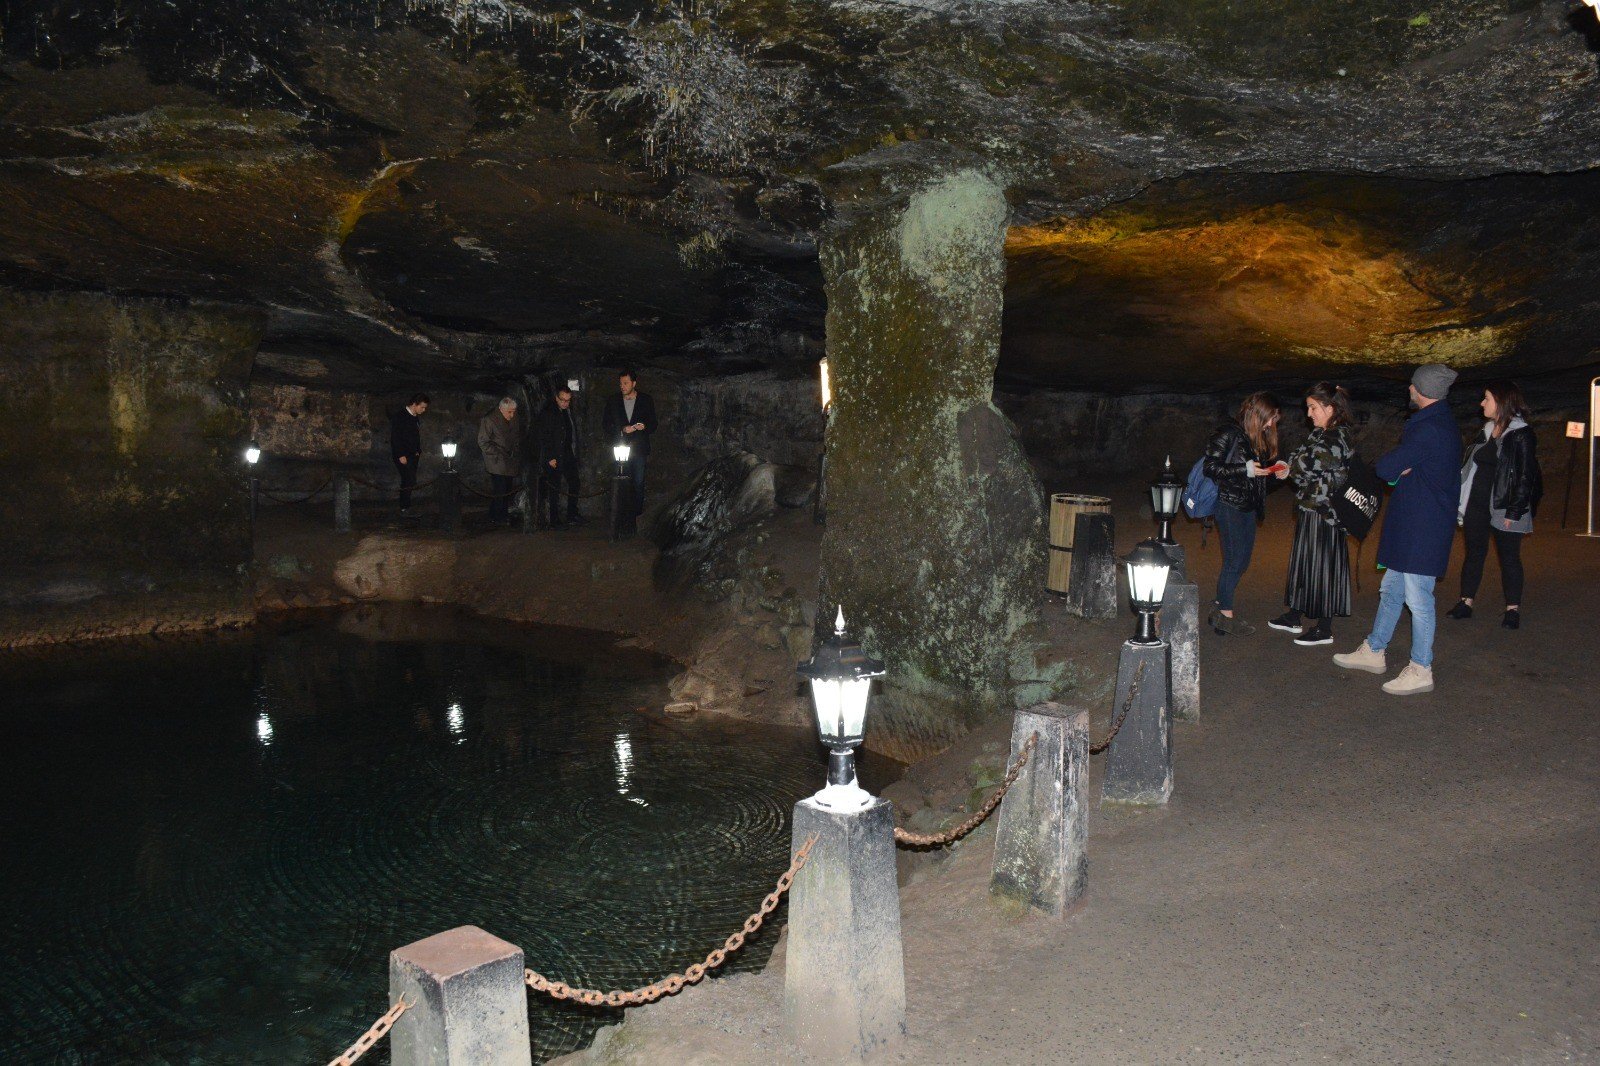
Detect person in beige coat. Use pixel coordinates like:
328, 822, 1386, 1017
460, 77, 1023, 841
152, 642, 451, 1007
478, 397, 521, 524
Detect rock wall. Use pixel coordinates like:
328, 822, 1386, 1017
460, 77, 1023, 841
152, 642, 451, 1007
815, 144, 1058, 762
0, 288, 262, 642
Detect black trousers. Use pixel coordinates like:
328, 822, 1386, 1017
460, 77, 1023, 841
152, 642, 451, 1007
395, 455, 418, 509
1460, 505, 1525, 604
541, 455, 580, 524
488, 473, 515, 523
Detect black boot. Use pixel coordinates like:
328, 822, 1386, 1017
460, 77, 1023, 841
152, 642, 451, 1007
1446, 600, 1473, 620
1501, 608, 1520, 630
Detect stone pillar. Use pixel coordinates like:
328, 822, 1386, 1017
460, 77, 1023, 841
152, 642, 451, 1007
1163, 540, 1187, 583
518, 461, 537, 535
785, 796, 905, 1060
815, 141, 1051, 762
1065, 512, 1118, 620
991, 703, 1090, 917
389, 925, 530, 1066
1163, 578, 1201, 722
334, 472, 352, 533
1102, 641, 1173, 806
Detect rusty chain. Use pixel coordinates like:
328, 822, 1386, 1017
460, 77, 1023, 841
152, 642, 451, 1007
892, 732, 1039, 848
525, 833, 818, 1008
1089, 660, 1146, 755
325, 996, 410, 1066
259, 476, 334, 504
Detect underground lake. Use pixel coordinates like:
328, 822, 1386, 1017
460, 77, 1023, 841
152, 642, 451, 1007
0, 605, 896, 1063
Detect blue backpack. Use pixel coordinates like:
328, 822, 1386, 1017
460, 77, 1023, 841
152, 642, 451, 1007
1183, 457, 1217, 519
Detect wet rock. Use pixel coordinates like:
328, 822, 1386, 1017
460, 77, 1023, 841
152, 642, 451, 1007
651, 452, 777, 587
332, 535, 457, 602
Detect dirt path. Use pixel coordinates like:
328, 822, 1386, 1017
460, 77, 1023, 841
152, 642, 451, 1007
561, 489, 1600, 1064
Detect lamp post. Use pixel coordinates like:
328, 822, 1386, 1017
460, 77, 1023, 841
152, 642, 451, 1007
785, 604, 904, 1058
814, 358, 830, 526
1150, 454, 1184, 572
1584, 377, 1600, 539
1123, 538, 1172, 645
611, 441, 633, 541
439, 436, 461, 533
244, 441, 262, 525
796, 607, 885, 812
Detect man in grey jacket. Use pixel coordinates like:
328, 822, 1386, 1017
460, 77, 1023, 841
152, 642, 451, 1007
478, 396, 521, 524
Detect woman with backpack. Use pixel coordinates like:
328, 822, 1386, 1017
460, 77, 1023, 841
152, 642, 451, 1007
1203, 392, 1283, 636
1444, 380, 1542, 629
1268, 383, 1356, 647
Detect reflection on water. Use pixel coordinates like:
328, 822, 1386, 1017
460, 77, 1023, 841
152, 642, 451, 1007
0, 605, 896, 1064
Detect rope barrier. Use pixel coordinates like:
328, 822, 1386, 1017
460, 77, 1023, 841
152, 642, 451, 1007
325, 996, 410, 1066
524, 833, 818, 1008
893, 733, 1038, 848
258, 477, 334, 504
459, 479, 523, 499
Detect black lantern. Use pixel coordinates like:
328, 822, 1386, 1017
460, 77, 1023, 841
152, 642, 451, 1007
1150, 454, 1183, 547
1123, 539, 1173, 645
796, 608, 885, 811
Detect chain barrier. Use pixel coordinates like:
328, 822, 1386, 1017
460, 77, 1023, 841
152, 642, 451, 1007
525, 833, 818, 1008
345, 472, 440, 493
1089, 661, 1145, 755
459, 479, 524, 499
893, 732, 1039, 848
259, 477, 334, 504
325, 996, 410, 1066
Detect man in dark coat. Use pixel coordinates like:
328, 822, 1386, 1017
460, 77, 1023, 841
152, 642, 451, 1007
601, 369, 657, 517
1335, 364, 1463, 695
535, 386, 584, 528
478, 396, 521, 524
389, 392, 429, 516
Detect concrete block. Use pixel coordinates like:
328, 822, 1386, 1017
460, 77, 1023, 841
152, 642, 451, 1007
334, 473, 352, 533
785, 796, 905, 1060
1065, 512, 1117, 620
1162, 540, 1187, 583
1163, 579, 1201, 722
388, 925, 530, 1066
1102, 640, 1173, 806
991, 703, 1090, 917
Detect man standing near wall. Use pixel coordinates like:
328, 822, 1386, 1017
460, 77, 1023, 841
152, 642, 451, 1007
536, 386, 584, 529
478, 396, 521, 525
602, 369, 656, 517
1334, 364, 1462, 695
389, 392, 429, 517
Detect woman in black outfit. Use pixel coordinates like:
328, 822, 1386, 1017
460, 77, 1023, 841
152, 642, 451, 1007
1203, 391, 1282, 636
1445, 380, 1542, 629
1268, 383, 1355, 647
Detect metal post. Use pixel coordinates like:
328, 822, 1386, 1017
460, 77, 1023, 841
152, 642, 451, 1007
1586, 377, 1600, 538
610, 462, 627, 541
249, 476, 260, 525
334, 472, 352, 533
440, 470, 460, 534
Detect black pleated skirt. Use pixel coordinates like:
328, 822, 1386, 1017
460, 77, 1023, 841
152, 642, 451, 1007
1285, 508, 1351, 619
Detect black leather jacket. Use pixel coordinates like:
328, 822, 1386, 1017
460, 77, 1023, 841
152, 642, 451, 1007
1203, 420, 1267, 517
1491, 424, 1542, 521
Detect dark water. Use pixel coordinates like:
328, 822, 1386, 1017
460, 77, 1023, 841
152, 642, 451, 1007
0, 606, 893, 1064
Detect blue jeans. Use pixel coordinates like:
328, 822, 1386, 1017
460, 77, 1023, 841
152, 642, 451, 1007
1367, 569, 1437, 668
1213, 502, 1257, 611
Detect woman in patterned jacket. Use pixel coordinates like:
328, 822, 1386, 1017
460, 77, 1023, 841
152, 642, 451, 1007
1268, 382, 1356, 647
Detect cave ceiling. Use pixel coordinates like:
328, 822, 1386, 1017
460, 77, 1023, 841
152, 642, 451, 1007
1, 0, 1598, 395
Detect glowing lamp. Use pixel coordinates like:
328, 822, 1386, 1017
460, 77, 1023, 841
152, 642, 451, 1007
1150, 454, 1183, 545
1123, 539, 1172, 645
819, 357, 831, 412
244, 441, 262, 465
796, 608, 885, 811
613, 442, 632, 465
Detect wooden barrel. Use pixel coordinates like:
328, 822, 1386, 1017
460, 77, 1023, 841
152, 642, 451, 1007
1047, 493, 1111, 595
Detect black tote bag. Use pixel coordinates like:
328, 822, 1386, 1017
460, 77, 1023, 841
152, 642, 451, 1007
1330, 455, 1385, 540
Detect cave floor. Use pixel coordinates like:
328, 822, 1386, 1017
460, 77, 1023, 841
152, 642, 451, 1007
565, 487, 1600, 1065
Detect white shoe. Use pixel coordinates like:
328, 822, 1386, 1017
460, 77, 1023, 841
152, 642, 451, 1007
1382, 662, 1434, 696
1333, 640, 1386, 674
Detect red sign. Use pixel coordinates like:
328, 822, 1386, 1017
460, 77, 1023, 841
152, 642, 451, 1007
1569, 422, 1588, 439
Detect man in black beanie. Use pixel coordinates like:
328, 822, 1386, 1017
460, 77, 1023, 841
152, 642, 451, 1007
1335, 364, 1461, 695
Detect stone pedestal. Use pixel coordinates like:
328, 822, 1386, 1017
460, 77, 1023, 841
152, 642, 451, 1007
1065, 512, 1117, 620
1163, 579, 1201, 722
518, 463, 537, 535
389, 925, 530, 1066
1162, 540, 1187, 583
334, 473, 352, 533
991, 703, 1090, 917
785, 796, 905, 1060
1102, 641, 1173, 806
439, 471, 460, 534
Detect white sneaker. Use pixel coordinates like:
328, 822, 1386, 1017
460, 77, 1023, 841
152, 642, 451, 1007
1381, 662, 1434, 696
1333, 640, 1386, 674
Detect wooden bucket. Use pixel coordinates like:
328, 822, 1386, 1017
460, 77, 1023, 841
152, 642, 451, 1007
1048, 493, 1111, 595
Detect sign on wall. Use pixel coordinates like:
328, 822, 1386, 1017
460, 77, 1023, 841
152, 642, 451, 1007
1568, 421, 1587, 439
